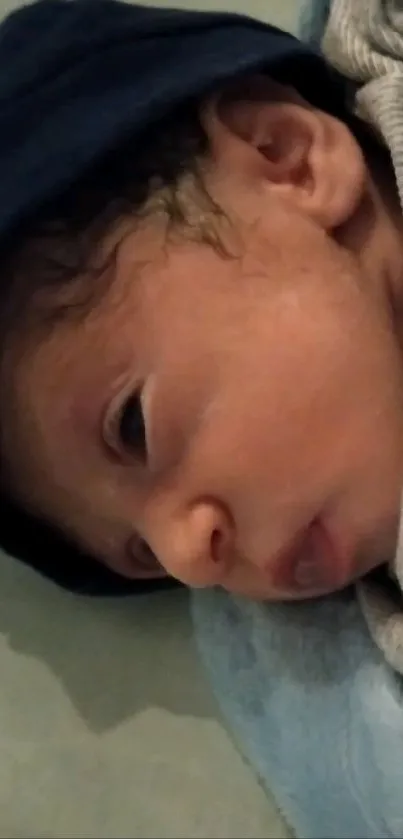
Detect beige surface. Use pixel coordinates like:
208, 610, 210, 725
0, 1, 298, 836
0, 555, 291, 838
0, 0, 299, 30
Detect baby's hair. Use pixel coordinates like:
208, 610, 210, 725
0, 97, 221, 340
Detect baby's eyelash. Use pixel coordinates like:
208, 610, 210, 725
129, 535, 164, 573
103, 389, 148, 461
118, 392, 147, 459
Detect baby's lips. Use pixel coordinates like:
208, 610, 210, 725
269, 519, 349, 595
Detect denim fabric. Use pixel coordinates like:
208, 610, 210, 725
192, 587, 403, 838
298, 0, 331, 46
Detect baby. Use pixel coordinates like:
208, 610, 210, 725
1, 0, 402, 599
2, 1, 403, 834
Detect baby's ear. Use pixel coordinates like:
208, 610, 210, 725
201, 75, 366, 230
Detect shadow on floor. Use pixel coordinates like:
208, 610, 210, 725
0, 551, 220, 732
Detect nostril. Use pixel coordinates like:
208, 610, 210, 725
211, 528, 223, 563
210, 527, 228, 563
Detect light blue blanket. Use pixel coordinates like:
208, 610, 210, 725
192, 4, 403, 837
192, 587, 403, 838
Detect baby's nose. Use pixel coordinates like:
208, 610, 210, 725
152, 499, 235, 587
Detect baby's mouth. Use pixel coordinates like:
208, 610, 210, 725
268, 518, 349, 596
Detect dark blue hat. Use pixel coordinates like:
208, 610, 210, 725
0, 0, 348, 594
0, 0, 347, 245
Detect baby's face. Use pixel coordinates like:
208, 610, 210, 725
5, 200, 403, 599
4, 81, 403, 600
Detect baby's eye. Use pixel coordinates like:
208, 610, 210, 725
128, 534, 166, 577
119, 392, 147, 459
